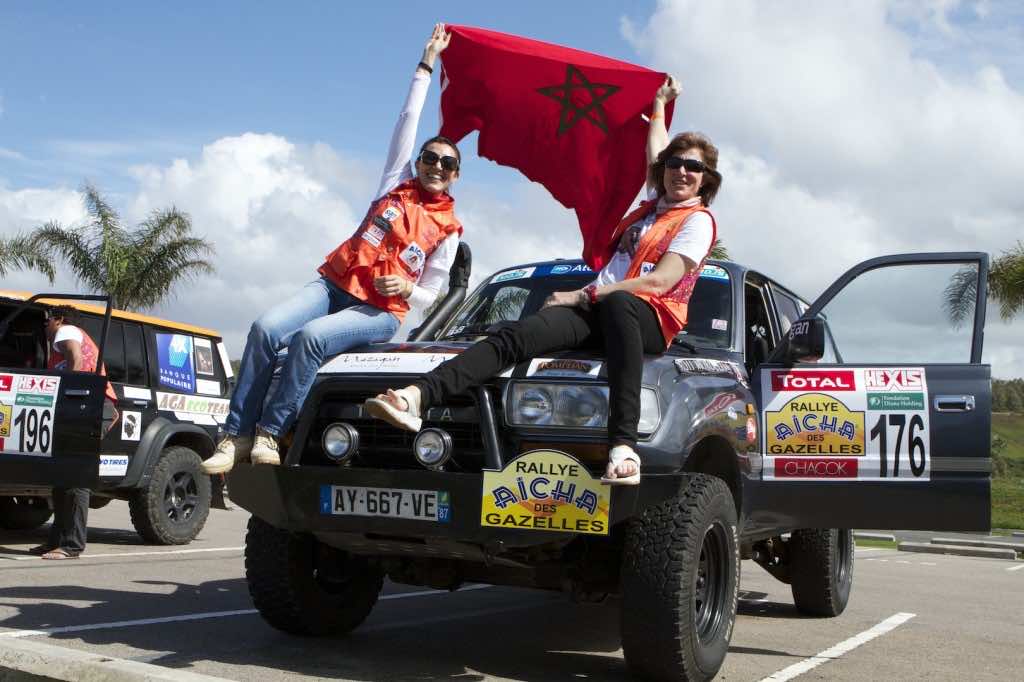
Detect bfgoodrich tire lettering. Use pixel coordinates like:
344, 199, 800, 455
245, 515, 383, 636
789, 528, 854, 617
621, 474, 740, 682
129, 446, 210, 545
0, 496, 53, 531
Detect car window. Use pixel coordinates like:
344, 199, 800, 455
78, 316, 127, 382
123, 322, 147, 385
677, 264, 732, 349
771, 286, 802, 336
745, 279, 775, 368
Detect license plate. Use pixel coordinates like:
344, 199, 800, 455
320, 485, 451, 523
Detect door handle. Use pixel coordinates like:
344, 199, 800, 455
64, 389, 91, 398
130, 399, 150, 407
934, 395, 975, 412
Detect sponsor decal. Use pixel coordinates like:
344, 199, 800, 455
17, 376, 59, 394
674, 358, 735, 376
864, 368, 924, 392
121, 411, 142, 442
526, 358, 602, 378
196, 378, 221, 396
711, 318, 728, 331
0, 375, 13, 392
767, 392, 864, 455
492, 267, 535, 283
122, 386, 152, 401
361, 225, 383, 247
746, 417, 757, 443
99, 455, 130, 477
0, 403, 11, 437
549, 263, 592, 275
15, 394, 52, 407
700, 264, 730, 280
399, 242, 426, 272
381, 205, 402, 222
640, 262, 656, 275
770, 370, 856, 392
371, 215, 393, 233
194, 337, 216, 376
704, 392, 739, 418
319, 352, 457, 375
481, 450, 610, 535
774, 457, 858, 479
867, 392, 925, 410
217, 342, 234, 379
156, 333, 196, 393
156, 392, 229, 417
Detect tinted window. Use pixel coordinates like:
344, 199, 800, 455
102, 322, 126, 383
771, 287, 803, 335
123, 323, 147, 385
678, 265, 732, 349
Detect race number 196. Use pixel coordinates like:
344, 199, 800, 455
10, 408, 53, 456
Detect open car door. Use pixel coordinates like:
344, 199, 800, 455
0, 294, 110, 489
749, 253, 991, 532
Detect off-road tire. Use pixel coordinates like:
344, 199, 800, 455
789, 528, 854, 617
621, 474, 740, 682
0, 496, 53, 531
129, 446, 210, 545
245, 515, 383, 636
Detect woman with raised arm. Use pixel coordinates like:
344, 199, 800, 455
366, 75, 722, 485
203, 23, 464, 474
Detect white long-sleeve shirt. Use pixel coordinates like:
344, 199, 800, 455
374, 71, 460, 310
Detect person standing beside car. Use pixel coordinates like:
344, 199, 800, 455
31, 305, 117, 560
203, 23, 464, 474
366, 76, 721, 486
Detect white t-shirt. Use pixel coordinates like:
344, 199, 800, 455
52, 325, 84, 353
372, 71, 459, 310
594, 194, 714, 287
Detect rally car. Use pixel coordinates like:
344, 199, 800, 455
228, 248, 992, 681
0, 292, 234, 545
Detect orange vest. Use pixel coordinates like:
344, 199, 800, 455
611, 200, 717, 347
318, 179, 462, 322
49, 326, 118, 402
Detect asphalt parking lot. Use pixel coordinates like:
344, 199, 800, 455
1, 503, 1021, 681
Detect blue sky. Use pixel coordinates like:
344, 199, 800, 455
2, 1, 1023, 377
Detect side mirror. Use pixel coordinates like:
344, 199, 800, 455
785, 318, 826, 363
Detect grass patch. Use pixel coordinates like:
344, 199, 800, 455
992, 413, 1024, 531
992, 477, 1024, 531
854, 538, 897, 550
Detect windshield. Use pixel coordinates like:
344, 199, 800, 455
437, 262, 733, 349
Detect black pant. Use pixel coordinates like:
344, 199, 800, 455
416, 290, 665, 447
47, 488, 88, 554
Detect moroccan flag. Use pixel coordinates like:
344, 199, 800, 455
439, 25, 674, 270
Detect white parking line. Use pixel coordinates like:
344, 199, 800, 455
1007, 563, 1024, 572
759, 612, 916, 682
0, 584, 493, 639
4, 546, 244, 562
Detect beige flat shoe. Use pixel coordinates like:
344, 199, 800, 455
364, 388, 423, 432
601, 444, 641, 486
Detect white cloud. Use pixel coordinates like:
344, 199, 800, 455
624, 0, 1024, 376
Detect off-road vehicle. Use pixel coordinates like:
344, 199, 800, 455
0, 291, 235, 545
230, 247, 992, 680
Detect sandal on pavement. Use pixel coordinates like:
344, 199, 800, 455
41, 548, 80, 560
601, 444, 641, 486
364, 388, 423, 433
28, 544, 55, 556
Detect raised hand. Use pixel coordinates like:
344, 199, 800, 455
655, 75, 682, 104
421, 22, 452, 69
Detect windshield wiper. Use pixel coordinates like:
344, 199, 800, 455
672, 337, 699, 354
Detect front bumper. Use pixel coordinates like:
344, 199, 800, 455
228, 463, 687, 556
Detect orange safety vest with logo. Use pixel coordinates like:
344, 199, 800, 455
48, 326, 118, 402
612, 200, 718, 347
318, 179, 463, 322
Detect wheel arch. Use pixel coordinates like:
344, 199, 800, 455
117, 417, 216, 490
684, 435, 743, 517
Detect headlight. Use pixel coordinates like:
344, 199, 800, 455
413, 428, 453, 470
508, 382, 661, 435
322, 422, 359, 462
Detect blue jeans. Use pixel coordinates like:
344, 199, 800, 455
225, 277, 400, 437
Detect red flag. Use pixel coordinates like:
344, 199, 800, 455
439, 25, 674, 270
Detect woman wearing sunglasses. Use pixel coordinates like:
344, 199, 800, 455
204, 23, 463, 473
366, 75, 722, 486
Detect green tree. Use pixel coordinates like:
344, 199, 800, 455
0, 234, 55, 282
31, 185, 214, 310
709, 238, 729, 261
944, 242, 1024, 326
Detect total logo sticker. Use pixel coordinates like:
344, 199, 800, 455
0, 375, 12, 392
771, 370, 856, 392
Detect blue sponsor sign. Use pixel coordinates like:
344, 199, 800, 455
536, 263, 593, 277
156, 333, 196, 393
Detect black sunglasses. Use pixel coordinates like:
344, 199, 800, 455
418, 149, 460, 172
665, 157, 708, 173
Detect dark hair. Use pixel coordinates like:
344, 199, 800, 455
648, 132, 722, 206
419, 135, 461, 163
44, 305, 78, 324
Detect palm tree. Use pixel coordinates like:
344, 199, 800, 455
31, 185, 214, 310
944, 242, 1024, 326
709, 238, 729, 260
0, 234, 55, 282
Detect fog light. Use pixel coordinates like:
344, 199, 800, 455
322, 422, 359, 462
413, 428, 453, 470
